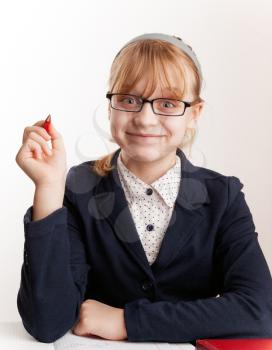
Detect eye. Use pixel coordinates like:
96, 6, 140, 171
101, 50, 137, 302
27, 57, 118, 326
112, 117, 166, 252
117, 95, 140, 104
162, 101, 175, 108
158, 99, 179, 109
123, 97, 136, 104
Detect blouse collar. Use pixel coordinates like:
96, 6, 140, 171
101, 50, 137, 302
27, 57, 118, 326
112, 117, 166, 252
117, 152, 181, 208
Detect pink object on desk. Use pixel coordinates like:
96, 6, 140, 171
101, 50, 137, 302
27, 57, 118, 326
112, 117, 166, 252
196, 339, 272, 350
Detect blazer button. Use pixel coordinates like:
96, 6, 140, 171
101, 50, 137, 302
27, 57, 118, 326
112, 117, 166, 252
146, 224, 154, 231
142, 280, 153, 291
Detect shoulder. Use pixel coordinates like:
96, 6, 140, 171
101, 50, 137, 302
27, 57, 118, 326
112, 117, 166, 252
65, 160, 102, 196
191, 164, 244, 206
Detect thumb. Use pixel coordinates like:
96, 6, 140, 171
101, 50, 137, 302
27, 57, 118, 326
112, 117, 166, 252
46, 118, 65, 152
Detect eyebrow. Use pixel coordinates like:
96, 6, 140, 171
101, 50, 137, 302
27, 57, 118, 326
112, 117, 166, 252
127, 87, 181, 98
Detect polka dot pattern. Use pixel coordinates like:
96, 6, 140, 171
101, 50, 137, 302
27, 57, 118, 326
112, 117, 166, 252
117, 152, 181, 265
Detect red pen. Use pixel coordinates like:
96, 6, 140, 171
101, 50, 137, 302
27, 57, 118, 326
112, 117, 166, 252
43, 114, 51, 133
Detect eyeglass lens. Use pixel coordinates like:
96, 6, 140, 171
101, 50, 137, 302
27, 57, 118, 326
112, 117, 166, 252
111, 94, 185, 116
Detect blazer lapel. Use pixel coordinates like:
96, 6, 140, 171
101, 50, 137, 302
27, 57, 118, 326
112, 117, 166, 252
93, 147, 211, 279
150, 148, 211, 275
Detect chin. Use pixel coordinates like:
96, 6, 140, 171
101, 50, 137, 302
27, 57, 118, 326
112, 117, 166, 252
123, 145, 166, 163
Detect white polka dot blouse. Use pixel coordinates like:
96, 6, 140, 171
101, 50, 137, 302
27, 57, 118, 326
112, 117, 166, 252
117, 152, 181, 265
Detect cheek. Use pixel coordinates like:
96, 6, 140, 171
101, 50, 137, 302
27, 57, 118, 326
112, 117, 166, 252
166, 120, 187, 140
109, 114, 127, 139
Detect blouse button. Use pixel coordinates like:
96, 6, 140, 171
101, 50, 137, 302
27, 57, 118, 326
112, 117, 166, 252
146, 224, 154, 231
146, 188, 153, 195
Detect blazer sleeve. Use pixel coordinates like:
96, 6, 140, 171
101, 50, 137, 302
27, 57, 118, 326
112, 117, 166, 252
124, 176, 272, 343
17, 166, 91, 343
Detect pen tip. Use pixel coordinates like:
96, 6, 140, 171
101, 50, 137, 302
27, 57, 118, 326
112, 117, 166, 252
45, 114, 51, 123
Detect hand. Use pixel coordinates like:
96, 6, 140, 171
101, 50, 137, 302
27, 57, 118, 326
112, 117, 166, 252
72, 299, 128, 341
15, 118, 67, 187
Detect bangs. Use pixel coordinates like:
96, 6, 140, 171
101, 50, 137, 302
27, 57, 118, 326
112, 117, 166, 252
109, 40, 193, 100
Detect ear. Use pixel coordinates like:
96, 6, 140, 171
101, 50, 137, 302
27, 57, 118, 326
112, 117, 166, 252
187, 101, 204, 128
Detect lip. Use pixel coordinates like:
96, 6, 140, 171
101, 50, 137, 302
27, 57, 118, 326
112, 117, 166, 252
126, 132, 163, 137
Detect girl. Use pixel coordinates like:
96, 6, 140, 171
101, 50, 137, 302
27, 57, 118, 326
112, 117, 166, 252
15, 33, 272, 344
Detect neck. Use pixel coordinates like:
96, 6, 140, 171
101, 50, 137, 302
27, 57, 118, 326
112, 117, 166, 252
120, 149, 177, 185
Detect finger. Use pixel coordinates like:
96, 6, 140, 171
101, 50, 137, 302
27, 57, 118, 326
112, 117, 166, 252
29, 118, 64, 152
35, 149, 43, 160
33, 119, 48, 127
46, 120, 65, 152
72, 320, 88, 336
24, 139, 43, 159
23, 126, 51, 144
28, 132, 53, 156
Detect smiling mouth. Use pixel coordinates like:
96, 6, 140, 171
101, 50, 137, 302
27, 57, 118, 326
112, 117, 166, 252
126, 132, 164, 137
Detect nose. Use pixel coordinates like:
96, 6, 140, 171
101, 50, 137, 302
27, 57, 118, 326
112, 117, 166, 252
134, 100, 158, 126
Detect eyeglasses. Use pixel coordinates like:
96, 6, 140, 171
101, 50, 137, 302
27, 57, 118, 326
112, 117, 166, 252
106, 92, 200, 116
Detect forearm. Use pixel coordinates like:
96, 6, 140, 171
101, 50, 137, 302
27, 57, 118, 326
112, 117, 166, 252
33, 183, 65, 221
124, 291, 272, 342
18, 175, 91, 343
18, 206, 82, 343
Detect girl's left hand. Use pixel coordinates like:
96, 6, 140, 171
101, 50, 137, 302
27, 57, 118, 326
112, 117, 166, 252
72, 299, 128, 341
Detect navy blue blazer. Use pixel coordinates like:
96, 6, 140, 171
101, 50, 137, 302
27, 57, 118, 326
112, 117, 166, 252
17, 147, 272, 344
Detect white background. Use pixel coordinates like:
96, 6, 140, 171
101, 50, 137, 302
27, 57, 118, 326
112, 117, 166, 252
1, 0, 272, 322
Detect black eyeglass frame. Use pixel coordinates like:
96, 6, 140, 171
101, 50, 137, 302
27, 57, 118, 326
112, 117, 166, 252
106, 92, 200, 116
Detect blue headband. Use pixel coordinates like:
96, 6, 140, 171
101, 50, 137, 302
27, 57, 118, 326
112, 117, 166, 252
114, 32, 203, 83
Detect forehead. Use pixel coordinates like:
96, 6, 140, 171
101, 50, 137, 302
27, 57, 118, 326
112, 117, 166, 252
125, 85, 182, 98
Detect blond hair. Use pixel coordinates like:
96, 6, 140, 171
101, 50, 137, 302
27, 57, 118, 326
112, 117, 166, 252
92, 37, 204, 177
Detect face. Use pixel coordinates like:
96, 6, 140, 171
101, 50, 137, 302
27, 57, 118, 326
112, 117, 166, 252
108, 71, 204, 164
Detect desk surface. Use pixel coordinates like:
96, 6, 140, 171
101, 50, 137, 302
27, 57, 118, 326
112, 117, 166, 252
0, 322, 53, 349
0, 322, 195, 349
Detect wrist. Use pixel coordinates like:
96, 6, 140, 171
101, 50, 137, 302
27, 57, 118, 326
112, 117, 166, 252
33, 182, 66, 221
36, 180, 65, 191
